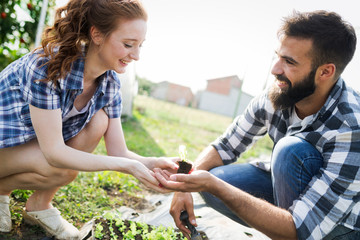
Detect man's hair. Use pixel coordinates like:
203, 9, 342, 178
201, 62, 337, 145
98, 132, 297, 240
278, 10, 357, 80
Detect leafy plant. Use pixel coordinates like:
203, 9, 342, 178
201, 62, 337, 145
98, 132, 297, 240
0, 0, 56, 70
177, 145, 193, 174
94, 222, 105, 239
178, 145, 188, 162
94, 215, 187, 240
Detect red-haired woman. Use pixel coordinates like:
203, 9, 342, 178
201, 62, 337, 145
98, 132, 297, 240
0, 0, 178, 238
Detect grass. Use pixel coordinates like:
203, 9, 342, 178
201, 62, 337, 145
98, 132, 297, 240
2, 95, 273, 239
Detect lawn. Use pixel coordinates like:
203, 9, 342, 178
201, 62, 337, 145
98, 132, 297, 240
1, 95, 273, 239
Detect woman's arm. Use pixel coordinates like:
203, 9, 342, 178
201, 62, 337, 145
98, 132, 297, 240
30, 105, 172, 191
103, 117, 178, 171
30, 105, 129, 171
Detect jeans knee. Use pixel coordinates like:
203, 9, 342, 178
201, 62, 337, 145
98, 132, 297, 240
272, 137, 303, 174
271, 136, 322, 174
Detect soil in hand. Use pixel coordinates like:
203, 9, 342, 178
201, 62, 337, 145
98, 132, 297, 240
177, 161, 192, 174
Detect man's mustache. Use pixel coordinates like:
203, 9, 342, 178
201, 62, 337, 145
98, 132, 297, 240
275, 74, 291, 86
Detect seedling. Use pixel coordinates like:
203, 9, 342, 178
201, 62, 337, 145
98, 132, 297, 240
177, 145, 193, 174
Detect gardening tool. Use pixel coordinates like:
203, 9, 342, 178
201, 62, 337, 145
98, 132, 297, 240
180, 210, 202, 240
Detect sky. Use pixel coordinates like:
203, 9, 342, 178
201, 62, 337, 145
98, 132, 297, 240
55, 0, 360, 96
136, 0, 360, 96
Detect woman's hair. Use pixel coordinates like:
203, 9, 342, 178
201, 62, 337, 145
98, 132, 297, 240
40, 0, 147, 84
278, 10, 356, 80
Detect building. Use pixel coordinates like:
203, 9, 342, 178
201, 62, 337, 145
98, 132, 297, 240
196, 75, 253, 117
151, 81, 194, 106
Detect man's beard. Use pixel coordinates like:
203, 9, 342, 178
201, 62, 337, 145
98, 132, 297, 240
269, 69, 316, 110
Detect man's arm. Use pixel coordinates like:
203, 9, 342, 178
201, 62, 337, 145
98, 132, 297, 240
210, 175, 297, 240
168, 145, 224, 238
156, 170, 298, 240
193, 145, 224, 171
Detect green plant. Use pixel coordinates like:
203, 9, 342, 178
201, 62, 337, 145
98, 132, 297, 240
177, 145, 193, 174
178, 145, 188, 162
94, 222, 105, 239
0, 0, 56, 70
94, 215, 186, 240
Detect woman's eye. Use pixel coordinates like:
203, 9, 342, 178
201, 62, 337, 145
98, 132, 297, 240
124, 43, 132, 48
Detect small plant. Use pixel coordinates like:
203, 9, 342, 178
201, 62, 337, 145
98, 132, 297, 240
94, 222, 105, 239
177, 145, 193, 174
94, 215, 189, 240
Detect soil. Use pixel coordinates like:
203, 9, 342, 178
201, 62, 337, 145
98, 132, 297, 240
177, 161, 193, 174
93, 217, 209, 240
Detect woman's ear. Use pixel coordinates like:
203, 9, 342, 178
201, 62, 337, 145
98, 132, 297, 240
90, 26, 104, 46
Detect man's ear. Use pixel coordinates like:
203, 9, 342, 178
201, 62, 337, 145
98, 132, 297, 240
90, 26, 103, 45
318, 63, 336, 80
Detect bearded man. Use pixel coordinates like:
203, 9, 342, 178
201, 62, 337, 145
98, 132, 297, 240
155, 10, 360, 240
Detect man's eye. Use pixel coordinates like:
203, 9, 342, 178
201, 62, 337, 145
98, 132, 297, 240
285, 59, 294, 65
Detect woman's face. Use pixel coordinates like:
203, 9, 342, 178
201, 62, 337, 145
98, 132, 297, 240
96, 18, 147, 74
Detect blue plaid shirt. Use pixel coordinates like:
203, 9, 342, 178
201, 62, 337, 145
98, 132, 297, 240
0, 49, 122, 148
212, 78, 360, 240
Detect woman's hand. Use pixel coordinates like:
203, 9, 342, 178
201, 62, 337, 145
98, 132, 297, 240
144, 156, 179, 173
154, 169, 214, 193
127, 161, 172, 193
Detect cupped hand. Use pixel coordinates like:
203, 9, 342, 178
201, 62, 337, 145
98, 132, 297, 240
144, 156, 179, 173
154, 169, 213, 193
128, 161, 172, 193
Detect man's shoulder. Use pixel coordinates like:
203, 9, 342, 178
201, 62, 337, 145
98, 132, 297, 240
333, 80, 360, 128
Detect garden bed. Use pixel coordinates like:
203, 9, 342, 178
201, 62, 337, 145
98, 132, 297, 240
92, 212, 209, 240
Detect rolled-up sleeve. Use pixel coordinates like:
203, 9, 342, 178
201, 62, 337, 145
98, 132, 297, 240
211, 94, 269, 164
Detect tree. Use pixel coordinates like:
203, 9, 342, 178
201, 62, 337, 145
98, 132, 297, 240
136, 75, 156, 96
0, 0, 55, 70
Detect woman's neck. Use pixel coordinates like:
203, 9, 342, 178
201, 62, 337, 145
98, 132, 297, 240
83, 44, 106, 84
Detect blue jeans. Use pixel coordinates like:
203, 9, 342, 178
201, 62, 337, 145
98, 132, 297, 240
201, 136, 359, 239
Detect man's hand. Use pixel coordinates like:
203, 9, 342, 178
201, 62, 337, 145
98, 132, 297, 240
154, 169, 214, 192
154, 169, 216, 239
170, 192, 195, 239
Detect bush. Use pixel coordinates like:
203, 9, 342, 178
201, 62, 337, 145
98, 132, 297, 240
0, 0, 55, 70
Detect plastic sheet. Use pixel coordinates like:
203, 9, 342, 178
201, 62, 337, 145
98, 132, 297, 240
80, 192, 270, 240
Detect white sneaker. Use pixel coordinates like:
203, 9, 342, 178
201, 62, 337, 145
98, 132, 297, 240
23, 207, 79, 240
0, 195, 11, 232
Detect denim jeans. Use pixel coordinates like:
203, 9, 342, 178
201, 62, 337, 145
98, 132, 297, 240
200, 136, 359, 239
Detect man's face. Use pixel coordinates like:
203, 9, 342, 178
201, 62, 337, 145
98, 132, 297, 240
269, 68, 316, 110
269, 36, 317, 110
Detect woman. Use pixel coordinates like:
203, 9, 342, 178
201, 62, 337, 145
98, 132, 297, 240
0, 0, 178, 239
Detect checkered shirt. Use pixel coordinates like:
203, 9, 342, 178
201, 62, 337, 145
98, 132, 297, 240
0, 49, 122, 148
212, 78, 360, 240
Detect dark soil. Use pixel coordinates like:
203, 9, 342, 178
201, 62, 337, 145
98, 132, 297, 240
177, 161, 193, 174
94, 218, 208, 240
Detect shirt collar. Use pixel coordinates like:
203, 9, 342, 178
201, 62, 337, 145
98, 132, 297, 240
318, 77, 344, 116
60, 56, 85, 90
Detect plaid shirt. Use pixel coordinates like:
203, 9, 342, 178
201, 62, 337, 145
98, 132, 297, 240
0, 49, 122, 148
212, 78, 360, 240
